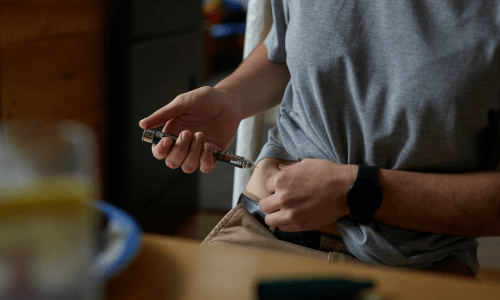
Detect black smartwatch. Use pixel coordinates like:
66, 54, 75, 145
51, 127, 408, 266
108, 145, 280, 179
346, 165, 383, 223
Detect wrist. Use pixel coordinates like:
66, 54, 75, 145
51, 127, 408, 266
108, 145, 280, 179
351, 164, 359, 181
331, 163, 358, 218
213, 84, 246, 120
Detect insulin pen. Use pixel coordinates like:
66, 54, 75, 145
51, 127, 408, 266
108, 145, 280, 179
142, 129, 256, 169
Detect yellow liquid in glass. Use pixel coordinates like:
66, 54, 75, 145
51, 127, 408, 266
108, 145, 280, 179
0, 176, 97, 296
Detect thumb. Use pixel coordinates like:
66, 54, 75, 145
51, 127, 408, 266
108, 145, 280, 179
139, 95, 190, 129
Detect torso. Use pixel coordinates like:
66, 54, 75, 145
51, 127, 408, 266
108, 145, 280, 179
270, 0, 500, 172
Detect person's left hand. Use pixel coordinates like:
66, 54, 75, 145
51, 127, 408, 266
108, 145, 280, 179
259, 159, 357, 232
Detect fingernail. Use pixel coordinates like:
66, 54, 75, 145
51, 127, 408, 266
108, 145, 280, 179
204, 143, 211, 152
182, 131, 191, 141
195, 132, 203, 142
162, 139, 169, 148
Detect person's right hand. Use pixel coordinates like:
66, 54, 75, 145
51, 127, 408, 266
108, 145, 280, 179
139, 86, 243, 173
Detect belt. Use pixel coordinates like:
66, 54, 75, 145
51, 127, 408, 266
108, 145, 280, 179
237, 193, 345, 253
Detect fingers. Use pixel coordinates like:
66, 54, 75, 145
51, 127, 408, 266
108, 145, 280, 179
200, 143, 216, 173
165, 130, 192, 169
151, 121, 176, 160
139, 94, 190, 129
260, 176, 300, 231
277, 163, 291, 171
275, 223, 300, 232
152, 137, 174, 160
259, 193, 282, 214
182, 132, 205, 173
262, 206, 293, 230
266, 163, 295, 194
151, 127, 217, 173
261, 198, 301, 232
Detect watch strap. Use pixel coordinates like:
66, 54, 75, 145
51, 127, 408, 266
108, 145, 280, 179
347, 164, 381, 223
356, 164, 379, 184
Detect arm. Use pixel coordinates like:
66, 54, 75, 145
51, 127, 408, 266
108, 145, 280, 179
139, 42, 290, 173
214, 41, 290, 119
375, 168, 500, 237
260, 159, 500, 237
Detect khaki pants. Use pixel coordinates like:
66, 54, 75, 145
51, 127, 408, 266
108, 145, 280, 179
200, 195, 475, 279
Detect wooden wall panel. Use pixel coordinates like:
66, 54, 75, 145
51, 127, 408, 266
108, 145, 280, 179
0, 0, 109, 197
0, 1, 106, 120
1, 34, 105, 120
0, 2, 105, 45
0, 0, 103, 3
0, 2, 107, 119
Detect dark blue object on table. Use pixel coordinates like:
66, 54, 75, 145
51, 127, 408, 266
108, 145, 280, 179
258, 278, 375, 300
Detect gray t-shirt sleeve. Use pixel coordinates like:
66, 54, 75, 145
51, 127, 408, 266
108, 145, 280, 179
264, 0, 287, 62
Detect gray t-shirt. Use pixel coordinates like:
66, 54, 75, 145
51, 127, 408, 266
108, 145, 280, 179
257, 0, 500, 275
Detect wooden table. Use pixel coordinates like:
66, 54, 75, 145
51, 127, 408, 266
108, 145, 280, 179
106, 233, 500, 299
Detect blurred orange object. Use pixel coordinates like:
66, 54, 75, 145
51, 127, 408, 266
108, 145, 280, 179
203, 0, 224, 25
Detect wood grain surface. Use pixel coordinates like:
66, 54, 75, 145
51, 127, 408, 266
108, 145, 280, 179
106, 234, 500, 300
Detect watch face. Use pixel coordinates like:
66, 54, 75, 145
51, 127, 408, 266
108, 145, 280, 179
347, 178, 382, 217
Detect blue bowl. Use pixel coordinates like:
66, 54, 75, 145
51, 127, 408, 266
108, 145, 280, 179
91, 200, 142, 280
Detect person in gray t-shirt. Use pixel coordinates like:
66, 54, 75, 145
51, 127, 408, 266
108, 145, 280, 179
140, 0, 500, 276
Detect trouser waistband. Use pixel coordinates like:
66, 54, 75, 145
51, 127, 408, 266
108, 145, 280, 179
237, 192, 345, 253
237, 192, 475, 278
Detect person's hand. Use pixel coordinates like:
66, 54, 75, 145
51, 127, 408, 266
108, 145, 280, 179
139, 86, 243, 173
259, 159, 357, 232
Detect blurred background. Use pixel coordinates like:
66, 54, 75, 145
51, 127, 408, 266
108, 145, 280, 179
0, 0, 244, 239
1, 0, 500, 278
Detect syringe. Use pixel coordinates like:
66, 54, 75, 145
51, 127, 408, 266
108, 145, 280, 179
142, 129, 256, 169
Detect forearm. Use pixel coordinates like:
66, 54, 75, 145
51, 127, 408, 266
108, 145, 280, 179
214, 42, 290, 119
373, 168, 500, 237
